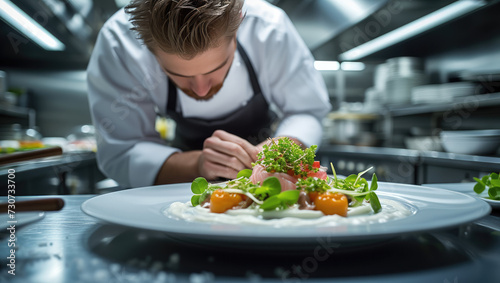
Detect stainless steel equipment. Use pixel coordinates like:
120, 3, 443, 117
385, 57, 427, 105
323, 111, 383, 147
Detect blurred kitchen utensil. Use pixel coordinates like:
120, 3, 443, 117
363, 87, 385, 112
440, 129, 500, 155
373, 63, 389, 104
0, 198, 64, 212
385, 57, 427, 105
0, 146, 63, 166
404, 136, 442, 151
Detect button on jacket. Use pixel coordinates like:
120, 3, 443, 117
87, 0, 332, 188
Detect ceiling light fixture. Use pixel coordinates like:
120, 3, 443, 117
314, 61, 340, 71
339, 0, 486, 61
315, 61, 366, 71
0, 0, 65, 51
341, 62, 365, 71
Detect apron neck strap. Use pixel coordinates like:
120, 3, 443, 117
236, 40, 262, 96
167, 39, 262, 113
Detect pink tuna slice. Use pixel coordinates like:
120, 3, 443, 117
250, 164, 298, 191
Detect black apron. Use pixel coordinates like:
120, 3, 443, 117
166, 41, 277, 151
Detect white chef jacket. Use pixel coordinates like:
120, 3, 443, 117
87, 0, 332, 188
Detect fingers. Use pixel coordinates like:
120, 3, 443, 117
202, 147, 247, 172
212, 130, 260, 163
198, 130, 261, 181
198, 152, 239, 180
197, 133, 304, 181
203, 131, 256, 168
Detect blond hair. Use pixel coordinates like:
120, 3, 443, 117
125, 0, 244, 58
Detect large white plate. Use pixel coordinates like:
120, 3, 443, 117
81, 182, 490, 249
424, 182, 500, 210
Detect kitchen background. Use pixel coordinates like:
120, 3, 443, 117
1, 0, 500, 194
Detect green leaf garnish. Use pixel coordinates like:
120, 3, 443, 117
490, 178, 500, 187
474, 173, 500, 200
370, 173, 378, 191
262, 176, 281, 194
237, 169, 253, 179
252, 176, 282, 200
369, 192, 382, 213
191, 195, 201, 206
190, 177, 213, 206
260, 190, 300, 211
278, 190, 300, 205
191, 177, 208, 194
489, 187, 500, 200
473, 181, 486, 194
260, 195, 281, 211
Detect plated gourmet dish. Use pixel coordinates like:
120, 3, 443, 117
165, 138, 411, 226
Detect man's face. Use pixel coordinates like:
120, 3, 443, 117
155, 38, 237, 100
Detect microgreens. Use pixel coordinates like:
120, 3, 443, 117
253, 137, 317, 178
474, 173, 500, 200
328, 163, 382, 213
296, 177, 330, 193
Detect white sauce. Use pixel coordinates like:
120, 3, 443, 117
164, 199, 411, 228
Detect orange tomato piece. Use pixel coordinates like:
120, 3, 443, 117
210, 189, 244, 213
308, 192, 319, 203
314, 192, 348, 217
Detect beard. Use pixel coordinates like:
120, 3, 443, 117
179, 82, 224, 101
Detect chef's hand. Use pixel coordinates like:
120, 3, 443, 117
198, 130, 260, 180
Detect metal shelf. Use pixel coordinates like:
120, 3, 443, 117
386, 92, 500, 117
0, 104, 31, 118
0, 104, 35, 128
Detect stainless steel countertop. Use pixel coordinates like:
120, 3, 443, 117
1, 195, 500, 283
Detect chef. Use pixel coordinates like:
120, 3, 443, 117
87, 0, 331, 188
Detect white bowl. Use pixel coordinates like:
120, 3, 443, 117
404, 136, 442, 151
440, 130, 500, 155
